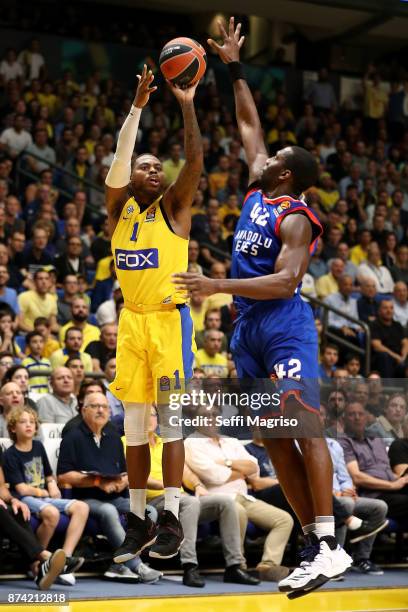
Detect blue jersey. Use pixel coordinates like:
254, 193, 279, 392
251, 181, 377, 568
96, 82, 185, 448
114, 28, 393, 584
231, 188, 322, 318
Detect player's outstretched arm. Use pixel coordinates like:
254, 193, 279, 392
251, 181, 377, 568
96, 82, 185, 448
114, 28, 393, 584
208, 17, 268, 185
173, 214, 312, 300
162, 81, 203, 239
105, 65, 157, 235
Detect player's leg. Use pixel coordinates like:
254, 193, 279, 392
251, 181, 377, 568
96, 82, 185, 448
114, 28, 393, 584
112, 311, 157, 562
148, 306, 194, 558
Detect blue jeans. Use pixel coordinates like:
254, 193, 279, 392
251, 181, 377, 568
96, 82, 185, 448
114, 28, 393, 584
85, 496, 157, 571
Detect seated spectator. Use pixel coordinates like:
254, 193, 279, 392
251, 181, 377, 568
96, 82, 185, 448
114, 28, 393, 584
350, 229, 371, 266
65, 357, 85, 396
318, 344, 339, 381
202, 262, 233, 310
321, 227, 343, 262
26, 128, 56, 175
308, 237, 328, 279
21, 331, 51, 396
61, 380, 108, 438
59, 297, 100, 350
194, 330, 229, 377
55, 237, 86, 283
185, 411, 293, 582
198, 215, 230, 271
340, 402, 408, 525
325, 275, 361, 358
50, 327, 93, 373
57, 391, 161, 583
187, 239, 203, 275
37, 367, 78, 424
392, 281, 408, 326
34, 317, 59, 358
145, 408, 258, 587
336, 242, 358, 282
96, 281, 122, 326
195, 309, 227, 352
0, 351, 15, 382
366, 393, 406, 445
0, 381, 25, 436
390, 245, 408, 285
357, 242, 394, 294
18, 270, 57, 333
57, 275, 80, 326
90, 216, 111, 263
315, 258, 344, 299
0, 309, 24, 359
3, 365, 38, 411
325, 389, 347, 437
3, 406, 88, 586
85, 323, 117, 372
318, 409, 388, 575
345, 354, 363, 380
370, 299, 408, 378
22, 226, 54, 273
162, 143, 185, 186
103, 357, 124, 435
0, 446, 66, 590
0, 264, 19, 315
189, 291, 205, 334
357, 278, 378, 324
0, 114, 32, 158
388, 437, 408, 477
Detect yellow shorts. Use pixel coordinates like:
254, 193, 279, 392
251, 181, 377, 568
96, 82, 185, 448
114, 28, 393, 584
110, 303, 196, 404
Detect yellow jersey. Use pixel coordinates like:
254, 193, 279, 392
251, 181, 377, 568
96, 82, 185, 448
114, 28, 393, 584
111, 195, 188, 306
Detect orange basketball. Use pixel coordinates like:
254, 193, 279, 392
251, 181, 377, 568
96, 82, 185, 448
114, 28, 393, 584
159, 37, 207, 87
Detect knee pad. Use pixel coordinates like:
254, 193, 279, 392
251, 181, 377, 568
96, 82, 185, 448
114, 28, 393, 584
157, 404, 183, 443
123, 402, 150, 446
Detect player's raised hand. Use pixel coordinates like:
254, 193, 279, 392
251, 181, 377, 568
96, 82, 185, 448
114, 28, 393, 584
133, 64, 157, 108
166, 78, 199, 105
207, 16, 245, 64
172, 272, 218, 296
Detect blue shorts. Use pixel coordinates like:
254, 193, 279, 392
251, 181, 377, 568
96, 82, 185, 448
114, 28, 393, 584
230, 296, 320, 413
20, 496, 77, 515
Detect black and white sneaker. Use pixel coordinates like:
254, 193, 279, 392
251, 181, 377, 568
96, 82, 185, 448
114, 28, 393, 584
279, 535, 352, 599
350, 559, 384, 575
349, 519, 388, 544
149, 510, 184, 559
35, 549, 66, 590
113, 511, 157, 563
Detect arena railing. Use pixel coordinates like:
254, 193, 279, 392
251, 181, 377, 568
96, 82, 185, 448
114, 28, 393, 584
15, 151, 104, 215
302, 292, 371, 375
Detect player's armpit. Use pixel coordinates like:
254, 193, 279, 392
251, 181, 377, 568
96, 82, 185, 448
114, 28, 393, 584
105, 185, 129, 236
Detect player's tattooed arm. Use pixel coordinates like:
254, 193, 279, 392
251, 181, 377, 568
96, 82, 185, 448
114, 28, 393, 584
173, 213, 312, 300
208, 17, 268, 185
162, 81, 203, 239
105, 65, 157, 235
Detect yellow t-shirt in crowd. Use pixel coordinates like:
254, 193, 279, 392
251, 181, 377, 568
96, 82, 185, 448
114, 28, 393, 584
49, 348, 93, 372
18, 291, 57, 331
190, 305, 205, 333
202, 294, 233, 311
315, 273, 339, 300
162, 159, 185, 186
194, 349, 229, 377
59, 322, 100, 351
350, 245, 368, 266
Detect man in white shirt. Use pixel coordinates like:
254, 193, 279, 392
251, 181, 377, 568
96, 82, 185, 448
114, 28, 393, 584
357, 242, 394, 294
184, 409, 293, 582
18, 39, 45, 81
26, 129, 56, 174
392, 281, 408, 327
0, 48, 23, 83
0, 115, 32, 159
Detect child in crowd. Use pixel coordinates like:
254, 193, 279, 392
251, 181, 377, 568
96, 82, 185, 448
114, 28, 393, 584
33, 317, 59, 358
22, 331, 52, 397
3, 406, 89, 586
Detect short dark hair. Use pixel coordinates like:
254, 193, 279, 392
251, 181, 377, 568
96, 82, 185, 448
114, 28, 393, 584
26, 331, 44, 345
65, 326, 82, 341
281, 146, 318, 195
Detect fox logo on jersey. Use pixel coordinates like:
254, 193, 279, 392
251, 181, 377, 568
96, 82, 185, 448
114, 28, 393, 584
115, 248, 159, 270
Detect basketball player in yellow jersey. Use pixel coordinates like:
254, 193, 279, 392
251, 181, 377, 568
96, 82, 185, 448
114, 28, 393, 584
104, 66, 203, 562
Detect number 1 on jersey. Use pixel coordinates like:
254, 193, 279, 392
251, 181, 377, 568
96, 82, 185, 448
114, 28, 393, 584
130, 222, 138, 242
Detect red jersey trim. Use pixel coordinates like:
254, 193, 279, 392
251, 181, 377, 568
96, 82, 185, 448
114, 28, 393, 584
243, 188, 259, 206
274, 206, 323, 253
263, 195, 298, 205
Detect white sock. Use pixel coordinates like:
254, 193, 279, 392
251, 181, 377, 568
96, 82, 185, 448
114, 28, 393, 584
129, 489, 146, 520
314, 516, 335, 538
302, 523, 315, 536
347, 516, 363, 531
164, 487, 181, 519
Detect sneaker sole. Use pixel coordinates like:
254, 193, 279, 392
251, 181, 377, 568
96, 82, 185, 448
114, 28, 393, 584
38, 549, 66, 590
113, 536, 157, 564
286, 574, 333, 599
149, 538, 185, 559
103, 572, 140, 582
349, 520, 389, 544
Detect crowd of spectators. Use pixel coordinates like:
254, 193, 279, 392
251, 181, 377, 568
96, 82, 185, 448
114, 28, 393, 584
0, 28, 408, 590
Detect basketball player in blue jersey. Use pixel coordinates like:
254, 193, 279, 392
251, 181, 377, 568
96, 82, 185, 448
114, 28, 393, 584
174, 18, 352, 597
105, 67, 203, 562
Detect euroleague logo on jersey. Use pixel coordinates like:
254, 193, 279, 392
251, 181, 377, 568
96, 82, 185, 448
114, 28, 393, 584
115, 248, 159, 270
273, 200, 291, 218
145, 206, 157, 222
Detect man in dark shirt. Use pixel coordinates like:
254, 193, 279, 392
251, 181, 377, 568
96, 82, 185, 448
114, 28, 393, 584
90, 216, 111, 263
357, 278, 378, 324
340, 402, 408, 521
22, 226, 53, 273
85, 323, 117, 372
57, 391, 161, 583
55, 237, 86, 283
388, 439, 408, 478
370, 299, 408, 377
197, 215, 230, 270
